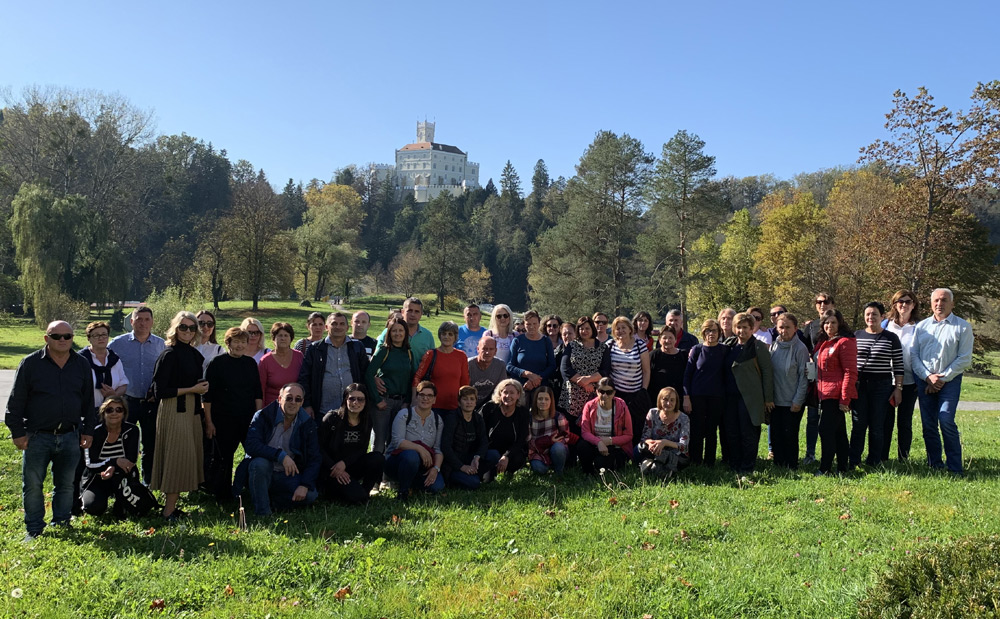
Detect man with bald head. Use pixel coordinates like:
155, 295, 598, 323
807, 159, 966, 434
468, 335, 508, 406
6, 321, 96, 540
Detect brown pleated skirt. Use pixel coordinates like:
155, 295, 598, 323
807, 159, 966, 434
150, 394, 204, 493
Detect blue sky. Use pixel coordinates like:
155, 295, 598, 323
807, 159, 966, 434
4, 1, 998, 191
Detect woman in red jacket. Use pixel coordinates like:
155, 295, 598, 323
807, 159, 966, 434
814, 310, 857, 475
578, 377, 634, 475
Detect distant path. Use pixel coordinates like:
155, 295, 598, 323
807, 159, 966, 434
0, 369, 998, 421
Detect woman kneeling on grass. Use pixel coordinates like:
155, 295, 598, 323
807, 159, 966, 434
578, 377, 633, 475
318, 384, 385, 504
81, 397, 140, 517
527, 386, 571, 475
385, 380, 445, 502
441, 386, 496, 489
637, 387, 690, 480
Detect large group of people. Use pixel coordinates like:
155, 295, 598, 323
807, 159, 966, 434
4, 289, 976, 539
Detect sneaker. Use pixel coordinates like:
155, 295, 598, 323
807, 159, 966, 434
802, 455, 816, 465
23, 531, 42, 542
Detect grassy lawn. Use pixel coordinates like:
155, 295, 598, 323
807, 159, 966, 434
1, 408, 999, 617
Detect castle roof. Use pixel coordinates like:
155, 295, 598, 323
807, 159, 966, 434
398, 141, 466, 155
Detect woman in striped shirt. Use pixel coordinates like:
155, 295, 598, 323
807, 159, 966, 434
851, 302, 903, 469
81, 396, 140, 517
608, 316, 651, 448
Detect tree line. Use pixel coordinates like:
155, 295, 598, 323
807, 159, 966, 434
2, 83, 999, 336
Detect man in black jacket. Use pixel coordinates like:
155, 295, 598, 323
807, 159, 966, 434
6, 321, 96, 540
298, 312, 369, 417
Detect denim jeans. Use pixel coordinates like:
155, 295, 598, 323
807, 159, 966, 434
448, 451, 500, 489
22, 429, 81, 534
530, 442, 568, 474
247, 457, 318, 515
851, 377, 892, 467
917, 375, 963, 473
385, 450, 445, 498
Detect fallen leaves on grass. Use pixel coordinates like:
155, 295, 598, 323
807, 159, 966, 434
669, 499, 679, 509
641, 542, 656, 550
143, 527, 156, 536
334, 586, 352, 603
814, 498, 825, 504
840, 513, 851, 520
224, 585, 234, 596
646, 528, 660, 536
608, 496, 618, 506
544, 510, 556, 518
150, 599, 165, 611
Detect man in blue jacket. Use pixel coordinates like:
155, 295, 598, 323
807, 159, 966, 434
237, 383, 321, 516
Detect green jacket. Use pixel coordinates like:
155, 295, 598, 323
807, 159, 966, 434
726, 337, 774, 427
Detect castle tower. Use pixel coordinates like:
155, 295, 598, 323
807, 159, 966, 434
416, 120, 435, 143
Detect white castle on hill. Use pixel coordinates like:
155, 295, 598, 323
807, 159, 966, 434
372, 121, 480, 202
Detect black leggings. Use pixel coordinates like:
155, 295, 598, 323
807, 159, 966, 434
577, 441, 628, 475
819, 399, 849, 473
689, 395, 725, 465
319, 453, 386, 504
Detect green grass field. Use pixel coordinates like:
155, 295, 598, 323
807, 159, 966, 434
1, 409, 999, 617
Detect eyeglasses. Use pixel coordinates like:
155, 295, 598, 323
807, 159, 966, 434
598, 389, 615, 395
346, 396, 366, 403
106, 407, 125, 413
246, 330, 261, 336
283, 395, 304, 403
815, 299, 831, 305
198, 321, 215, 328
752, 315, 763, 322
496, 314, 510, 319
47, 333, 74, 340
545, 323, 559, 329
176, 324, 197, 332
417, 392, 435, 399
896, 299, 913, 305
88, 332, 109, 339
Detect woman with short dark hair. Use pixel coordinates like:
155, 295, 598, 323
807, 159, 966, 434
413, 321, 469, 412
508, 309, 557, 396
295, 312, 327, 354
578, 377, 633, 475
851, 301, 903, 469
258, 322, 304, 406
441, 385, 495, 489
725, 312, 774, 476
81, 397, 140, 517
682, 319, 726, 466
815, 310, 857, 475
559, 316, 611, 435
385, 380, 445, 501
318, 384, 384, 503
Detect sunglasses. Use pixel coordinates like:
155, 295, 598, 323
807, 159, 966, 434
246, 330, 262, 336
770, 311, 784, 317
346, 396, 366, 403
598, 389, 615, 395
105, 406, 125, 413
283, 395, 304, 403
896, 299, 913, 305
47, 333, 74, 340
176, 324, 197, 332
496, 314, 510, 319
198, 321, 215, 328
595, 320, 608, 325
815, 299, 831, 305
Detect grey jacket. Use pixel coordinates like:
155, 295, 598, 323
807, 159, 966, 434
769, 337, 809, 408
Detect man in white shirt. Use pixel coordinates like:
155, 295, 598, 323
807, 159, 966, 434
911, 288, 973, 475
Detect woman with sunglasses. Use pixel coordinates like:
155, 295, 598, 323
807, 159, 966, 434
881, 290, 921, 461
592, 312, 611, 344
483, 304, 516, 363
578, 377, 633, 475
80, 396, 139, 517
151, 312, 209, 520
196, 310, 225, 375
318, 384, 384, 503
203, 327, 263, 501
240, 317, 270, 364
543, 315, 563, 351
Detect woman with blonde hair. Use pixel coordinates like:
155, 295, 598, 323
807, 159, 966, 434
608, 315, 651, 447
480, 378, 530, 480
240, 317, 270, 364
882, 289, 921, 461
151, 311, 209, 520
483, 304, 516, 363
637, 387, 690, 479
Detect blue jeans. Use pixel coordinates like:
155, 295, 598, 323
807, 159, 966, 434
385, 450, 445, 498
530, 442, 568, 474
448, 451, 501, 489
23, 430, 81, 534
247, 457, 318, 515
917, 375, 963, 473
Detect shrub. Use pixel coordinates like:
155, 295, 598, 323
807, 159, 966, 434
33, 290, 90, 328
858, 535, 1000, 618
143, 287, 209, 338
